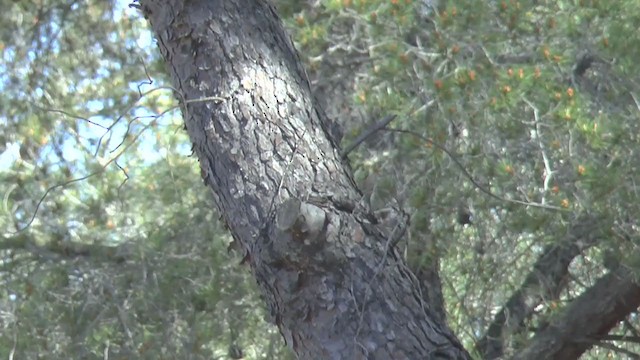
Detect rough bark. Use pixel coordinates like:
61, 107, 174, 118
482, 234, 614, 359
138, 0, 470, 358
513, 266, 640, 360
476, 215, 603, 359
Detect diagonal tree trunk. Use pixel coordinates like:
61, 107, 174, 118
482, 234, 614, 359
138, 0, 470, 358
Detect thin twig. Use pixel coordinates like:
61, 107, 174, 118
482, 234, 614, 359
9, 121, 155, 233
523, 97, 555, 205
341, 114, 397, 158
389, 128, 566, 211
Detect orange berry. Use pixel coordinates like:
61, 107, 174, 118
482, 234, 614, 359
566, 87, 574, 97
504, 165, 514, 175
577, 165, 586, 175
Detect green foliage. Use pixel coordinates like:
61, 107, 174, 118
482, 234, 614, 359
283, 0, 640, 357
0, 1, 290, 358
2, 0, 639, 358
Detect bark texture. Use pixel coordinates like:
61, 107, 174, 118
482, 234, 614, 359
139, 0, 470, 358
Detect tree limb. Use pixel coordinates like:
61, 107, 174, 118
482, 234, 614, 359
340, 114, 397, 159
513, 266, 640, 360
475, 215, 603, 359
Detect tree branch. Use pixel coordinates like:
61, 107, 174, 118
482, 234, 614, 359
476, 215, 603, 359
340, 114, 396, 159
513, 266, 640, 360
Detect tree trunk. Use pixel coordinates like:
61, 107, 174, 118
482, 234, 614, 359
139, 0, 470, 358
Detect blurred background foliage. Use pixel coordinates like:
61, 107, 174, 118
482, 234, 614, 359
1, 0, 639, 358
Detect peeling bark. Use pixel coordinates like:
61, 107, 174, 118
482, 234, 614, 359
138, 0, 469, 358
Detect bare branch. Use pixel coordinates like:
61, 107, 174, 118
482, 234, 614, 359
341, 114, 397, 158
475, 215, 603, 359
513, 267, 640, 360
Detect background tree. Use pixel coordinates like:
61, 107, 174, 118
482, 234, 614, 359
1, 0, 640, 358
0, 1, 286, 358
